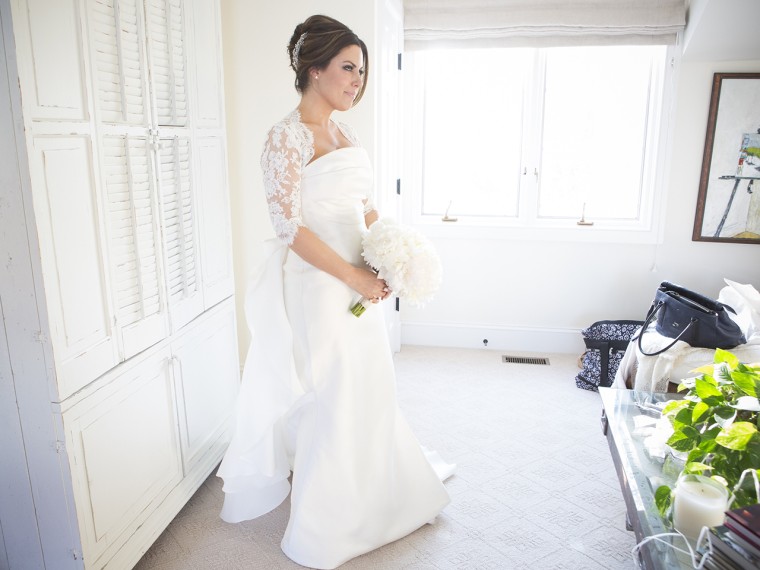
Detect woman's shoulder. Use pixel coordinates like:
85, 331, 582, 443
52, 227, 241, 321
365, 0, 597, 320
264, 110, 314, 154
267, 109, 309, 137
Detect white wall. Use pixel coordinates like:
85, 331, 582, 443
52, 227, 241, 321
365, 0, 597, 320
221, 0, 377, 356
401, 57, 760, 354
221, 1, 760, 358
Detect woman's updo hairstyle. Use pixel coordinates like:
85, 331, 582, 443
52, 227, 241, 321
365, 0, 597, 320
288, 15, 369, 105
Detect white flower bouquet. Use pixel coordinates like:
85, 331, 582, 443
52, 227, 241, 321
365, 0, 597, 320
350, 218, 442, 317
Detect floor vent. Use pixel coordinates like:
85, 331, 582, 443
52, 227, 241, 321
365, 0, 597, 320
502, 355, 550, 365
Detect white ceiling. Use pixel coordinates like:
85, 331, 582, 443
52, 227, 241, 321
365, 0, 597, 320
682, 0, 760, 61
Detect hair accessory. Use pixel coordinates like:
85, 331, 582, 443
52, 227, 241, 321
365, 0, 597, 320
292, 32, 307, 69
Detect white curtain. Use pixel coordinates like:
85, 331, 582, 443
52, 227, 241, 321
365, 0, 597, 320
404, 0, 686, 49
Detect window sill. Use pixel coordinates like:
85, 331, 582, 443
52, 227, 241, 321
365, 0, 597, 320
409, 216, 660, 244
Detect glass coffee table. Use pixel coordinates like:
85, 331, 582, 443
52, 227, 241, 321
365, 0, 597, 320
599, 387, 696, 569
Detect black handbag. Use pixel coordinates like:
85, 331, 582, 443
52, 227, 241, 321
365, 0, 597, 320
637, 281, 746, 356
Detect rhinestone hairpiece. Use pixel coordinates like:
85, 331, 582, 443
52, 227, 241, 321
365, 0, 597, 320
292, 32, 307, 69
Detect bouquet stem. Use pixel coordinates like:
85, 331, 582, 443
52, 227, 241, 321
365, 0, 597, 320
350, 298, 370, 317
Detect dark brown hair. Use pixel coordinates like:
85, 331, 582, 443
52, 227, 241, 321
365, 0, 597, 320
287, 15, 369, 105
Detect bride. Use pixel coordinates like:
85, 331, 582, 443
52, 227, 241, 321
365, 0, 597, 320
217, 14, 454, 569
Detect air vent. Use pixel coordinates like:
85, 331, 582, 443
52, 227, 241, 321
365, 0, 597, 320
502, 355, 550, 365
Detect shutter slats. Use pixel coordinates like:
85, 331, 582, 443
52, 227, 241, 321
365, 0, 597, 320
158, 137, 196, 305
90, 0, 146, 124
91, 0, 204, 344
103, 135, 162, 327
147, 0, 187, 126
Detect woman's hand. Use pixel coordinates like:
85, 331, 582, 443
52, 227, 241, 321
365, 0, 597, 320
347, 266, 391, 303
289, 227, 390, 303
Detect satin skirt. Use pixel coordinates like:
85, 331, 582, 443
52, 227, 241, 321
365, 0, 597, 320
217, 239, 453, 569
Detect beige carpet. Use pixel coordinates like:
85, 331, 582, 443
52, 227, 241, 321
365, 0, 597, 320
135, 346, 636, 569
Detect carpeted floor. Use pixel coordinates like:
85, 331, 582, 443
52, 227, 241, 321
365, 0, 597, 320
134, 346, 636, 569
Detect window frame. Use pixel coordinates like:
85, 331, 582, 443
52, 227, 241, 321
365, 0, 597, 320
402, 44, 679, 244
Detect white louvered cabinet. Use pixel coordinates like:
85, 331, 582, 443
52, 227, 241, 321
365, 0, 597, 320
8, 0, 238, 568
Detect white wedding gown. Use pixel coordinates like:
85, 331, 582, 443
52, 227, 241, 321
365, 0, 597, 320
217, 111, 453, 569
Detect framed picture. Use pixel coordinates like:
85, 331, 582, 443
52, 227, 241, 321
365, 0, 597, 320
693, 72, 760, 244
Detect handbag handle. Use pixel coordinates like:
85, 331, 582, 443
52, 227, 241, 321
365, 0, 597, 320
637, 301, 697, 357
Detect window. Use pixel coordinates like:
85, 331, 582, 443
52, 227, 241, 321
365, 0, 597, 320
405, 45, 672, 236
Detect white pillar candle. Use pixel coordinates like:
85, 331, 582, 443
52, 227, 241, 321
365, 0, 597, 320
672, 474, 729, 542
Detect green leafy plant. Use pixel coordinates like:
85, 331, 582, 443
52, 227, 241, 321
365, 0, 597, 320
656, 348, 760, 516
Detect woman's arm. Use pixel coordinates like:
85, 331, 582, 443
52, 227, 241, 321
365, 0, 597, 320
290, 227, 389, 301
261, 121, 387, 301
364, 209, 378, 228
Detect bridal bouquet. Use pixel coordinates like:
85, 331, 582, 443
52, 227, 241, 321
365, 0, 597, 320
350, 218, 442, 317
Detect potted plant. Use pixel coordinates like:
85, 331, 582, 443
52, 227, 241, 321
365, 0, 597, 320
656, 348, 760, 516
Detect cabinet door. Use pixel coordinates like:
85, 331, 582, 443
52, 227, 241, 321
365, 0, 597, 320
11, 0, 88, 121
87, 0, 149, 126
187, 0, 222, 128
144, 0, 188, 127
196, 135, 234, 307
63, 349, 182, 566
29, 136, 119, 398
14, 0, 235, 395
101, 134, 169, 357
88, 0, 178, 364
172, 302, 239, 473
12, 0, 120, 398
157, 135, 204, 329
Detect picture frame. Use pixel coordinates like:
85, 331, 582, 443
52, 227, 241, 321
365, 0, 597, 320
693, 72, 760, 244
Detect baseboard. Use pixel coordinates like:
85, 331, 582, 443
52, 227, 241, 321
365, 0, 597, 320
400, 321, 585, 355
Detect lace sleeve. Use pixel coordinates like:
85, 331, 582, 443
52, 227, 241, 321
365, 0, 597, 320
260, 121, 308, 245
